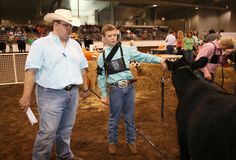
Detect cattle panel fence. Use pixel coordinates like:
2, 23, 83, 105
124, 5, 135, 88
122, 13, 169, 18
0, 53, 27, 85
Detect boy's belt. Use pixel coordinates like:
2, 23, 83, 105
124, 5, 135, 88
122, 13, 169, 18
109, 79, 137, 88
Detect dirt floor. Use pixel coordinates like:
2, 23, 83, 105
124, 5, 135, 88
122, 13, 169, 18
0, 63, 235, 160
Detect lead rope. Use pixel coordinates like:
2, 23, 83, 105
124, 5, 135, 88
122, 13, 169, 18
220, 62, 224, 89
136, 129, 174, 160
160, 69, 166, 120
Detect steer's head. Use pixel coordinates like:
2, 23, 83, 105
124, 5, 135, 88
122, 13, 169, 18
166, 57, 208, 72
165, 57, 208, 100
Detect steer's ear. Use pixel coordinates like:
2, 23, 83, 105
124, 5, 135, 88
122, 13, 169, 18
166, 57, 189, 71
165, 59, 174, 71
191, 57, 208, 70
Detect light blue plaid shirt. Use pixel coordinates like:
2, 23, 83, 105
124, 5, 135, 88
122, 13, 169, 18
25, 32, 88, 89
97, 45, 162, 97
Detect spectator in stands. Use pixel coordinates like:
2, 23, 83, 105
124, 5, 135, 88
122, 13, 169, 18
16, 31, 26, 52
27, 34, 38, 45
218, 29, 225, 38
97, 24, 167, 155
195, 37, 235, 82
19, 9, 89, 160
193, 30, 200, 51
165, 30, 176, 54
0, 28, 7, 53
7, 32, 14, 52
117, 29, 122, 41
0, 26, 6, 34
0, 39, 6, 53
183, 30, 195, 62
176, 30, 184, 55
140, 30, 149, 40
71, 32, 82, 46
205, 29, 220, 43
83, 35, 93, 50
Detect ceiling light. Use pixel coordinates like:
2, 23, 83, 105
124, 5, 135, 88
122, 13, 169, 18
195, 6, 199, 10
162, 17, 165, 20
153, 5, 158, 7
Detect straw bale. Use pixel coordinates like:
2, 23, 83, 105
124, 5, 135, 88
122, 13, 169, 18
215, 66, 235, 93
133, 63, 171, 92
87, 61, 100, 95
87, 61, 172, 94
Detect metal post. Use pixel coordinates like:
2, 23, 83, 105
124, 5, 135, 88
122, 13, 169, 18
77, 0, 80, 17
38, 0, 42, 16
12, 54, 18, 83
110, 0, 115, 24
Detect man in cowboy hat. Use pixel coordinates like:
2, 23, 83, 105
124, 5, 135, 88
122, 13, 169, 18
19, 9, 89, 160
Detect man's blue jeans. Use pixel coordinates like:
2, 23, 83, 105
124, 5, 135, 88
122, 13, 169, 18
108, 83, 136, 144
166, 45, 174, 54
32, 85, 79, 160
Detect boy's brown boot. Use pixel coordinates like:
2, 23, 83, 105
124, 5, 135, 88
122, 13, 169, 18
109, 143, 117, 155
128, 143, 138, 154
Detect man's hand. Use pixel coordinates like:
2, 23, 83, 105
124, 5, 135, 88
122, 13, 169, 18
19, 95, 31, 112
160, 59, 167, 70
19, 69, 36, 112
224, 49, 235, 56
204, 71, 212, 81
101, 97, 109, 106
80, 89, 90, 99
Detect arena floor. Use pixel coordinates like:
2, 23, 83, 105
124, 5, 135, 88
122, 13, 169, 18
0, 64, 235, 160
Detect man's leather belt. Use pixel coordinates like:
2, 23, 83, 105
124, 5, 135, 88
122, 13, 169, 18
110, 79, 137, 88
64, 84, 78, 91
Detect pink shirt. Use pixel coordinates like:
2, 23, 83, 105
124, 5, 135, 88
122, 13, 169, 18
195, 40, 222, 74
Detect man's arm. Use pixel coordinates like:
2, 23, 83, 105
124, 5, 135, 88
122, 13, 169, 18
195, 43, 215, 80
129, 46, 167, 69
80, 68, 90, 99
97, 53, 109, 105
19, 69, 37, 111
81, 68, 89, 90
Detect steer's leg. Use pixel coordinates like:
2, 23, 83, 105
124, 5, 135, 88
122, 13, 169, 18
178, 131, 190, 160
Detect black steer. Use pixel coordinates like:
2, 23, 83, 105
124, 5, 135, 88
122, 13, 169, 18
166, 57, 236, 160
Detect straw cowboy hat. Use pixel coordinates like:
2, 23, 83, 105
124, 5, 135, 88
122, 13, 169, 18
44, 9, 80, 27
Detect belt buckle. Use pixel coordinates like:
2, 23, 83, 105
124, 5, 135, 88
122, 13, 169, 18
64, 85, 73, 91
118, 80, 128, 88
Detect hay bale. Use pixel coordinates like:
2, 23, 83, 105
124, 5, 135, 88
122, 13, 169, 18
133, 63, 171, 92
87, 61, 172, 94
215, 66, 235, 93
87, 61, 100, 95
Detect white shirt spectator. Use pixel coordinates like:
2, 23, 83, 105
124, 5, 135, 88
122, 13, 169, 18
165, 33, 176, 46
